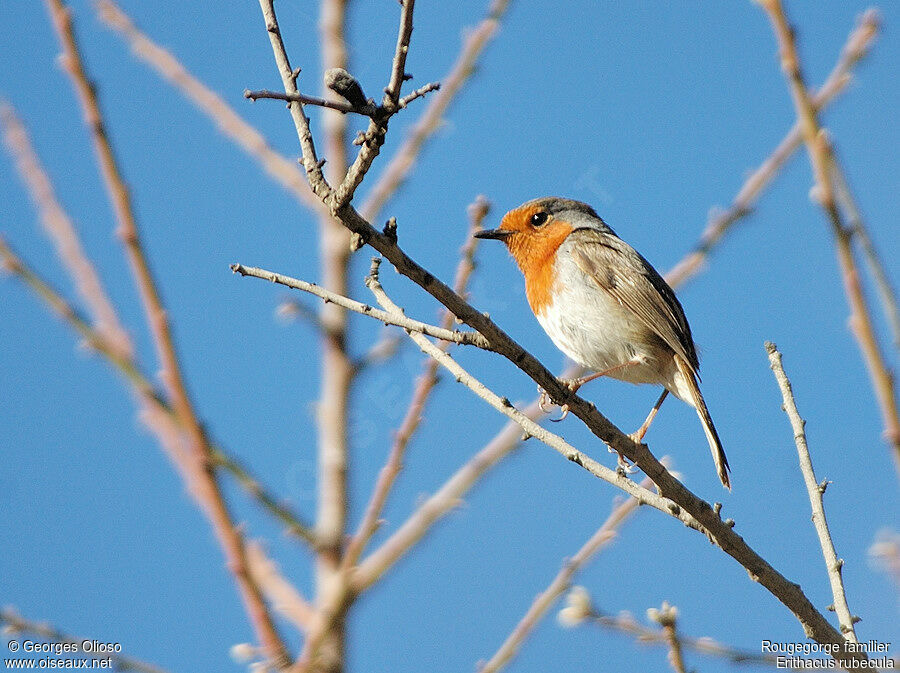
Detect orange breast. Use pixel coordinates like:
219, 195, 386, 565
506, 221, 574, 317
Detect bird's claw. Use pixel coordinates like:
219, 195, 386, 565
538, 387, 554, 413
550, 404, 570, 422
616, 452, 637, 475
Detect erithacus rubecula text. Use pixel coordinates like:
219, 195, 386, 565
475, 197, 731, 489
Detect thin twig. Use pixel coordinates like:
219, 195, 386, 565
331, 0, 417, 207
765, 342, 859, 641
230, 263, 490, 348
665, 8, 880, 290
342, 197, 489, 571
211, 450, 316, 545
93, 0, 321, 211
359, 0, 512, 221
0, 102, 132, 361
580, 605, 780, 668
245, 88, 378, 115
44, 1, 290, 664
364, 258, 705, 532
829, 153, 900, 349
757, 0, 900, 469
245, 84, 440, 117
0, 608, 168, 673
648, 603, 689, 673
479, 477, 653, 673
256, 0, 331, 199
245, 541, 317, 632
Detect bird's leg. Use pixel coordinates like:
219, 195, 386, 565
548, 359, 641, 422
628, 388, 670, 444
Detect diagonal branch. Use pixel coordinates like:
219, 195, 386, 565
0, 237, 315, 545
829, 152, 900, 350
0, 102, 132, 361
479, 476, 654, 673
254, 0, 871, 659
665, 8, 880, 289
766, 343, 859, 641
757, 0, 900, 469
341, 197, 489, 571
43, 1, 291, 665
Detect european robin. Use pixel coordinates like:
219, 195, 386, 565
475, 197, 731, 489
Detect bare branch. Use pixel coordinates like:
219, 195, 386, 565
569, 599, 781, 668
332, 0, 417, 207
93, 0, 321, 211
766, 342, 859, 641
397, 82, 441, 108
230, 263, 491, 348
43, 2, 291, 664
245, 88, 377, 116
0, 102, 132, 361
211, 450, 316, 546
648, 603, 689, 673
665, 9, 880, 290
0, 237, 315, 548
479, 477, 652, 673
249, 0, 872, 657
359, 0, 512, 221
829, 152, 900, 349
256, 0, 331, 199
246, 541, 317, 632
757, 0, 900, 469
0, 607, 168, 673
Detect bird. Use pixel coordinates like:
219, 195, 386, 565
474, 196, 731, 489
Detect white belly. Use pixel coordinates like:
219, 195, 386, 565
534, 269, 677, 390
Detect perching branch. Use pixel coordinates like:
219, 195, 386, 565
766, 342, 859, 641
756, 0, 900, 469
246, 0, 872, 662
479, 476, 653, 673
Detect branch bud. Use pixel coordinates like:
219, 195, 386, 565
324, 68, 369, 108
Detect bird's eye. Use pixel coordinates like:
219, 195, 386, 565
530, 211, 549, 227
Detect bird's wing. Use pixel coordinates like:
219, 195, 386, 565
568, 227, 700, 373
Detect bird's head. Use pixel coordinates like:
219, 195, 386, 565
475, 197, 602, 275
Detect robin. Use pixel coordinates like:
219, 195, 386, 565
475, 197, 731, 489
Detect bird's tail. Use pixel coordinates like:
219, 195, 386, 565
674, 355, 731, 490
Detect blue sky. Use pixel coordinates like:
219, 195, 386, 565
1, 1, 897, 672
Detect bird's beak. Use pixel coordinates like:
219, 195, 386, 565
474, 228, 512, 241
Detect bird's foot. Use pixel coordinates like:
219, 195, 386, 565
608, 445, 637, 476
538, 377, 585, 421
